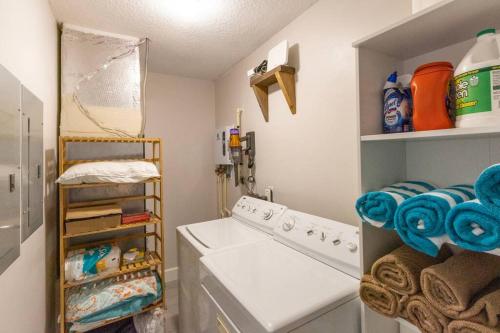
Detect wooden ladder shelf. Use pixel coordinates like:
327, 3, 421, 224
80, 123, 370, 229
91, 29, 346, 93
57, 136, 166, 333
250, 65, 296, 122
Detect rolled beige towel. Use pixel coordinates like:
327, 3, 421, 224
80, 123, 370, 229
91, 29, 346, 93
360, 274, 408, 318
421, 251, 500, 318
448, 320, 500, 333
458, 278, 500, 328
371, 244, 451, 295
406, 294, 450, 333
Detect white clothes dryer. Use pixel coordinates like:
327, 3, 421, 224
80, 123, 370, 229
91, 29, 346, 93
199, 209, 361, 333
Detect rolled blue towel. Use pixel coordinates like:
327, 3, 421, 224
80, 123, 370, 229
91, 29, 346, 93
355, 181, 436, 229
475, 164, 500, 215
395, 185, 476, 256
446, 199, 500, 252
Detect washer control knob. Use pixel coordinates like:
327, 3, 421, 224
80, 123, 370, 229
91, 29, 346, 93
263, 209, 274, 220
307, 229, 314, 236
332, 239, 341, 246
346, 242, 358, 252
320, 232, 327, 242
282, 217, 296, 232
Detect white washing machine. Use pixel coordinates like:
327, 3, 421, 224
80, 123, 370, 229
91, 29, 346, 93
199, 209, 361, 333
177, 196, 287, 333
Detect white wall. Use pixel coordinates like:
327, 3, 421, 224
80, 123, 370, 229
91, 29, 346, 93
215, 0, 411, 225
145, 72, 217, 270
0, 0, 59, 332
412, 0, 445, 13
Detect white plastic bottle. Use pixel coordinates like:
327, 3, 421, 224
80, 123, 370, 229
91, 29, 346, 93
454, 28, 500, 128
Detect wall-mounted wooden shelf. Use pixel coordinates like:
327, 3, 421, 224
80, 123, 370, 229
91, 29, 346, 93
250, 65, 296, 122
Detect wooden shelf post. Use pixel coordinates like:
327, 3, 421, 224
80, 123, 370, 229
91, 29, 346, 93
250, 65, 296, 122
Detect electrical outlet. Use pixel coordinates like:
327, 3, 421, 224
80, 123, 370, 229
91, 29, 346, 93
264, 186, 274, 202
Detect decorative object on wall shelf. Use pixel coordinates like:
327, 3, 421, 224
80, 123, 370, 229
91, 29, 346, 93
246, 60, 268, 78
267, 40, 289, 72
250, 65, 296, 122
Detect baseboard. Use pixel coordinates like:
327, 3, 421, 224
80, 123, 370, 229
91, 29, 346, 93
165, 266, 178, 283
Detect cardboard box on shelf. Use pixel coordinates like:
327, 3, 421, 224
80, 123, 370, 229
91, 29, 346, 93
65, 204, 122, 235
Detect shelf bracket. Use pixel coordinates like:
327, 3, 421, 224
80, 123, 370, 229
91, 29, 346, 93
250, 65, 296, 122
252, 85, 269, 122
275, 70, 296, 115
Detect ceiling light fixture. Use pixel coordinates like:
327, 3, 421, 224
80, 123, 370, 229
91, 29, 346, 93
164, 0, 223, 23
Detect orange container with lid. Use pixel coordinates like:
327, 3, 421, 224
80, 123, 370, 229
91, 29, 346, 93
411, 62, 455, 131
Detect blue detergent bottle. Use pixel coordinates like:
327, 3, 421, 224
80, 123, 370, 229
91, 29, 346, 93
383, 71, 408, 133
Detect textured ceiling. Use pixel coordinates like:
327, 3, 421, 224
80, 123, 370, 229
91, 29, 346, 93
49, 0, 318, 79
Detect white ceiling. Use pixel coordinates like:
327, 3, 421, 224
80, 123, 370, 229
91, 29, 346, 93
49, 0, 318, 79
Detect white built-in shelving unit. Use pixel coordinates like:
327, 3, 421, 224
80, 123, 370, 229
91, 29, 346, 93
354, 0, 500, 332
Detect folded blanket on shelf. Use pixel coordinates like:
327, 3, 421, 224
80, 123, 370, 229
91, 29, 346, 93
356, 181, 436, 229
421, 251, 500, 318
359, 274, 408, 318
371, 244, 451, 295
448, 320, 500, 333
395, 185, 476, 256
476, 164, 500, 216
406, 294, 450, 333
446, 199, 500, 252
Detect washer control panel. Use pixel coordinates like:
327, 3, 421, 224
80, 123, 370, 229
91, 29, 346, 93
274, 210, 360, 278
232, 196, 287, 235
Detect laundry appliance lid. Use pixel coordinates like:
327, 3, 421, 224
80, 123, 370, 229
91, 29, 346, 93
185, 217, 269, 250
200, 239, 359, 332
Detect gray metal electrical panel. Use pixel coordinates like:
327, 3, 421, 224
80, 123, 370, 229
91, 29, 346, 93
0, 66, 44, 275
0, 65, 21, 275
21, 86, 43, 242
